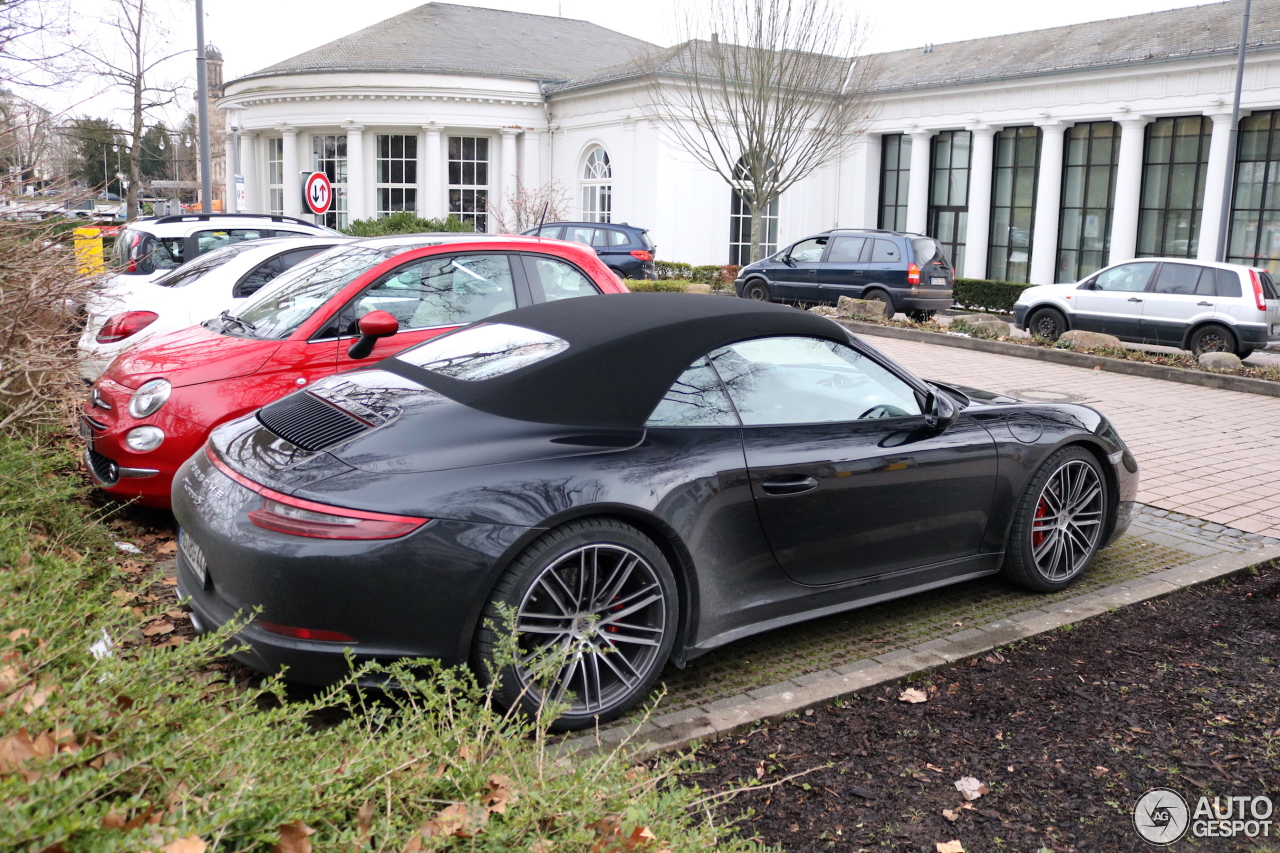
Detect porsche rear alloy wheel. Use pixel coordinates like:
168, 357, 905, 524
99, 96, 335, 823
478, 519, 677, 730
1002, 447, 1107, 592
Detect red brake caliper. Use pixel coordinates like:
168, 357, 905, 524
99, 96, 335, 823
1033, 499, 1048, 548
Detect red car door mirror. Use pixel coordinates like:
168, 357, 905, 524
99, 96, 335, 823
347, 310, 399, 360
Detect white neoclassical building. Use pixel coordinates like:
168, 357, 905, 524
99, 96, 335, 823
219, 0, 1280, 283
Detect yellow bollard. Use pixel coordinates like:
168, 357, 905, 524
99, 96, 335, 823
73, 227, 104, 277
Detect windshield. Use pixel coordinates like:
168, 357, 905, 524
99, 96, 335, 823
222, 246, 398, 340
397, 323, 568, 380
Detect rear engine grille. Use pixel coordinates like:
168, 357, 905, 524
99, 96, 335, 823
257, 392, 370, 451
87, 449, 119, 485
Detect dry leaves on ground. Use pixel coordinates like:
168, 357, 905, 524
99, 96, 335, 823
954, 777, 989, 801
273, 820, 315, 853
898, 688, 929, 704
936, 841, 966, 853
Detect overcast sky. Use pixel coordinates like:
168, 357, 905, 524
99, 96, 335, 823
40, 0, 1230, 124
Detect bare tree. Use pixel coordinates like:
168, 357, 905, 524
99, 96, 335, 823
485, 180, 573, 234
643, 0, 877, 263
80, 0, 187, 221
0, 0, 80, 89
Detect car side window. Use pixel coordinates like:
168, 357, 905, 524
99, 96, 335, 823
525, 255, 602, 301
538, 226, 564, 239
646, 357, 739, 427
194, 229, 265, 256
1215, 269, 1243, 298
826, 236, 867, 263
708, 336, 923, 426
1092, 262, 1157, 292
146, 236, 186, 271
607, 229, 631, 247
788, 237, 827, 263
341, 254, 516, 335
1153, 263, 1205, 295
565, 226, 595, 246
870, 239, 901, 263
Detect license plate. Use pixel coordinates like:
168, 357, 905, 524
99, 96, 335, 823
78, 418, 92, 440
930, 277, 948, 286
179, 532, 208, 587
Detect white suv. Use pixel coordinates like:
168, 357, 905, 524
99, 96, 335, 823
1013, 259, 1280, 358
107, 213, 340, 285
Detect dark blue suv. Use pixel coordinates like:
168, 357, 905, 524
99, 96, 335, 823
734, 229, 954, 319
522, 221, 656, 280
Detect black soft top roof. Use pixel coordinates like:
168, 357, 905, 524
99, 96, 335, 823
383, 293, 851, 429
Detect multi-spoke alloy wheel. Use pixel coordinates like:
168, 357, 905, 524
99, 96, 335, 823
476, 520, 677, 731
1003, 447, 1110, 592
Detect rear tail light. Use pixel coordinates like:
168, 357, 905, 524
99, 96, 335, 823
630, 250, 653, 261
907, 263, 921, 285
1250, 269, 1267, 311
258, 621, 354, 643
205, 447, 428, 540
97, 311, 158, 343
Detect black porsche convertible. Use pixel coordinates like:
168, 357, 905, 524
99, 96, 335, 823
174, 294, 1138, 729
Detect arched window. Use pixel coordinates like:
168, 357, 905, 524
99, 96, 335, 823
581, 147, 612, 223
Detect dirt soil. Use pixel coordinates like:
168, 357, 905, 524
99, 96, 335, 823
689, 563, 1280, 852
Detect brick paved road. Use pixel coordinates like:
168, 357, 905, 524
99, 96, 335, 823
870, 336, 1280, 536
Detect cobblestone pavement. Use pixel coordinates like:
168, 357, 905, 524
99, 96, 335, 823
869, 336, 1280, 536
625, 505, 1278, 721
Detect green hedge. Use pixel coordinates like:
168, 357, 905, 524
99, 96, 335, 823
341, 211, 473, 237
653, 260, 693, 280
624, 279, 690, 292
953, 277, 1034, 313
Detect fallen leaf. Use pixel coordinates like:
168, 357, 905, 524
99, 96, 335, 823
955, 776, 989, 801
155, 540, 178, 555
161, 837, 206, 853
142, 621, 175, 637
898, 688, 929, 704
5, 629, 30, 641
273, 820, 315, 853
926, 763, 945, 773
937, 842, 966, 853
102, 811, 127, 829
356, 800, 374, 845
942, 809, 960, 822
483, 773, 514, 814
426, 803, 485, 839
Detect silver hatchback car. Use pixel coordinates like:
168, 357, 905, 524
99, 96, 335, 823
1013, 259, 1280, 358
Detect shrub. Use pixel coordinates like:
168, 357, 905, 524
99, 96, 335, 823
341, 211, 473, 237
952, 278, 1034, 313
623, 279, 690, 292
0, 434, 758, 853
653, 260, 693, 280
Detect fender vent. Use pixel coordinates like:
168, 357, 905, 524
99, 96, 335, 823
257, 392, 370, 451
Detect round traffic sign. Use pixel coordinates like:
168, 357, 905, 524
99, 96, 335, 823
303, 172, 332, 215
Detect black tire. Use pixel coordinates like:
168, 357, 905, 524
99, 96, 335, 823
862, 289, 895, 318
475, 518, 678, 731
743, 278, 771, 301
1001, 446, 1109, 593
1026, 306, 1068, 341
907, 309, 936, 322
1188, 323, 1237, 355
1237, 347, 1255, 360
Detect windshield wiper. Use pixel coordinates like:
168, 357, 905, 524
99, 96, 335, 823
218, 310, 259, 336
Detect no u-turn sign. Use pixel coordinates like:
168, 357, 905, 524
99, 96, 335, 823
302, 171, 332, 215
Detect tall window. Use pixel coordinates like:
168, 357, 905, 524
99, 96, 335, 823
988, 126, 1041, 283
266, 137, 283, 216
311, 134, 348, 229
581, 146, 612, 223
1057, 121, 1119, 281
729, 189, 778, 265
376, 134, 417, 217
1137, 116, 1212, 259
928, 130, 971, 271
448, 136, 489, 232
1228, 110, 1280, 273
879, 133, 911, 231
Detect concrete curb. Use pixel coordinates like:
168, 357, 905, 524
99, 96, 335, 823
562, 544, 1280, 762
836, 320, 1280, 399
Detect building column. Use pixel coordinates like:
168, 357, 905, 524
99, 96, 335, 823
344, 124, 366, 222
239, 131, 257, 214
500, 129, 520, 227
1029, 121, 1069, 284
420, 125, 444, 219
1198, 111, 1237, 261
963, 126, 997, 279
281, 126, 300, 218
521, 128, 541, 190
906, 129, 933, 235
223, 131, 237, 213
1109, 117, 1149, 263
859, 133, 882, 229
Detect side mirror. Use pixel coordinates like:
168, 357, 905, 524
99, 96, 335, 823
924, 390, 959, 433
346, 310, 399, 359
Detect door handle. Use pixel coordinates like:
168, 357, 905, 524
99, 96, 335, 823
1197, 301, 1212, 306
761, 476, 819, 496
1127, 297, 1143, 302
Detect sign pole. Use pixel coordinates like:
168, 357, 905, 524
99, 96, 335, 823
1216, 0, 1252, 262
195, 0, 213, 213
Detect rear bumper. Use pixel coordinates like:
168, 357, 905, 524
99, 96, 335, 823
1233, 322, 1280, 347
895, 289, 953, 311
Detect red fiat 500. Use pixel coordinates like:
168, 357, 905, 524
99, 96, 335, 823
81, 234, 629, 508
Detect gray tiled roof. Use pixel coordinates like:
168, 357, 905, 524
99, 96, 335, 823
234, 2, 655, 84
552, 0, 1280, 94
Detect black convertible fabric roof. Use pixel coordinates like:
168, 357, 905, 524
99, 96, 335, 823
384, 293, 849, 429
